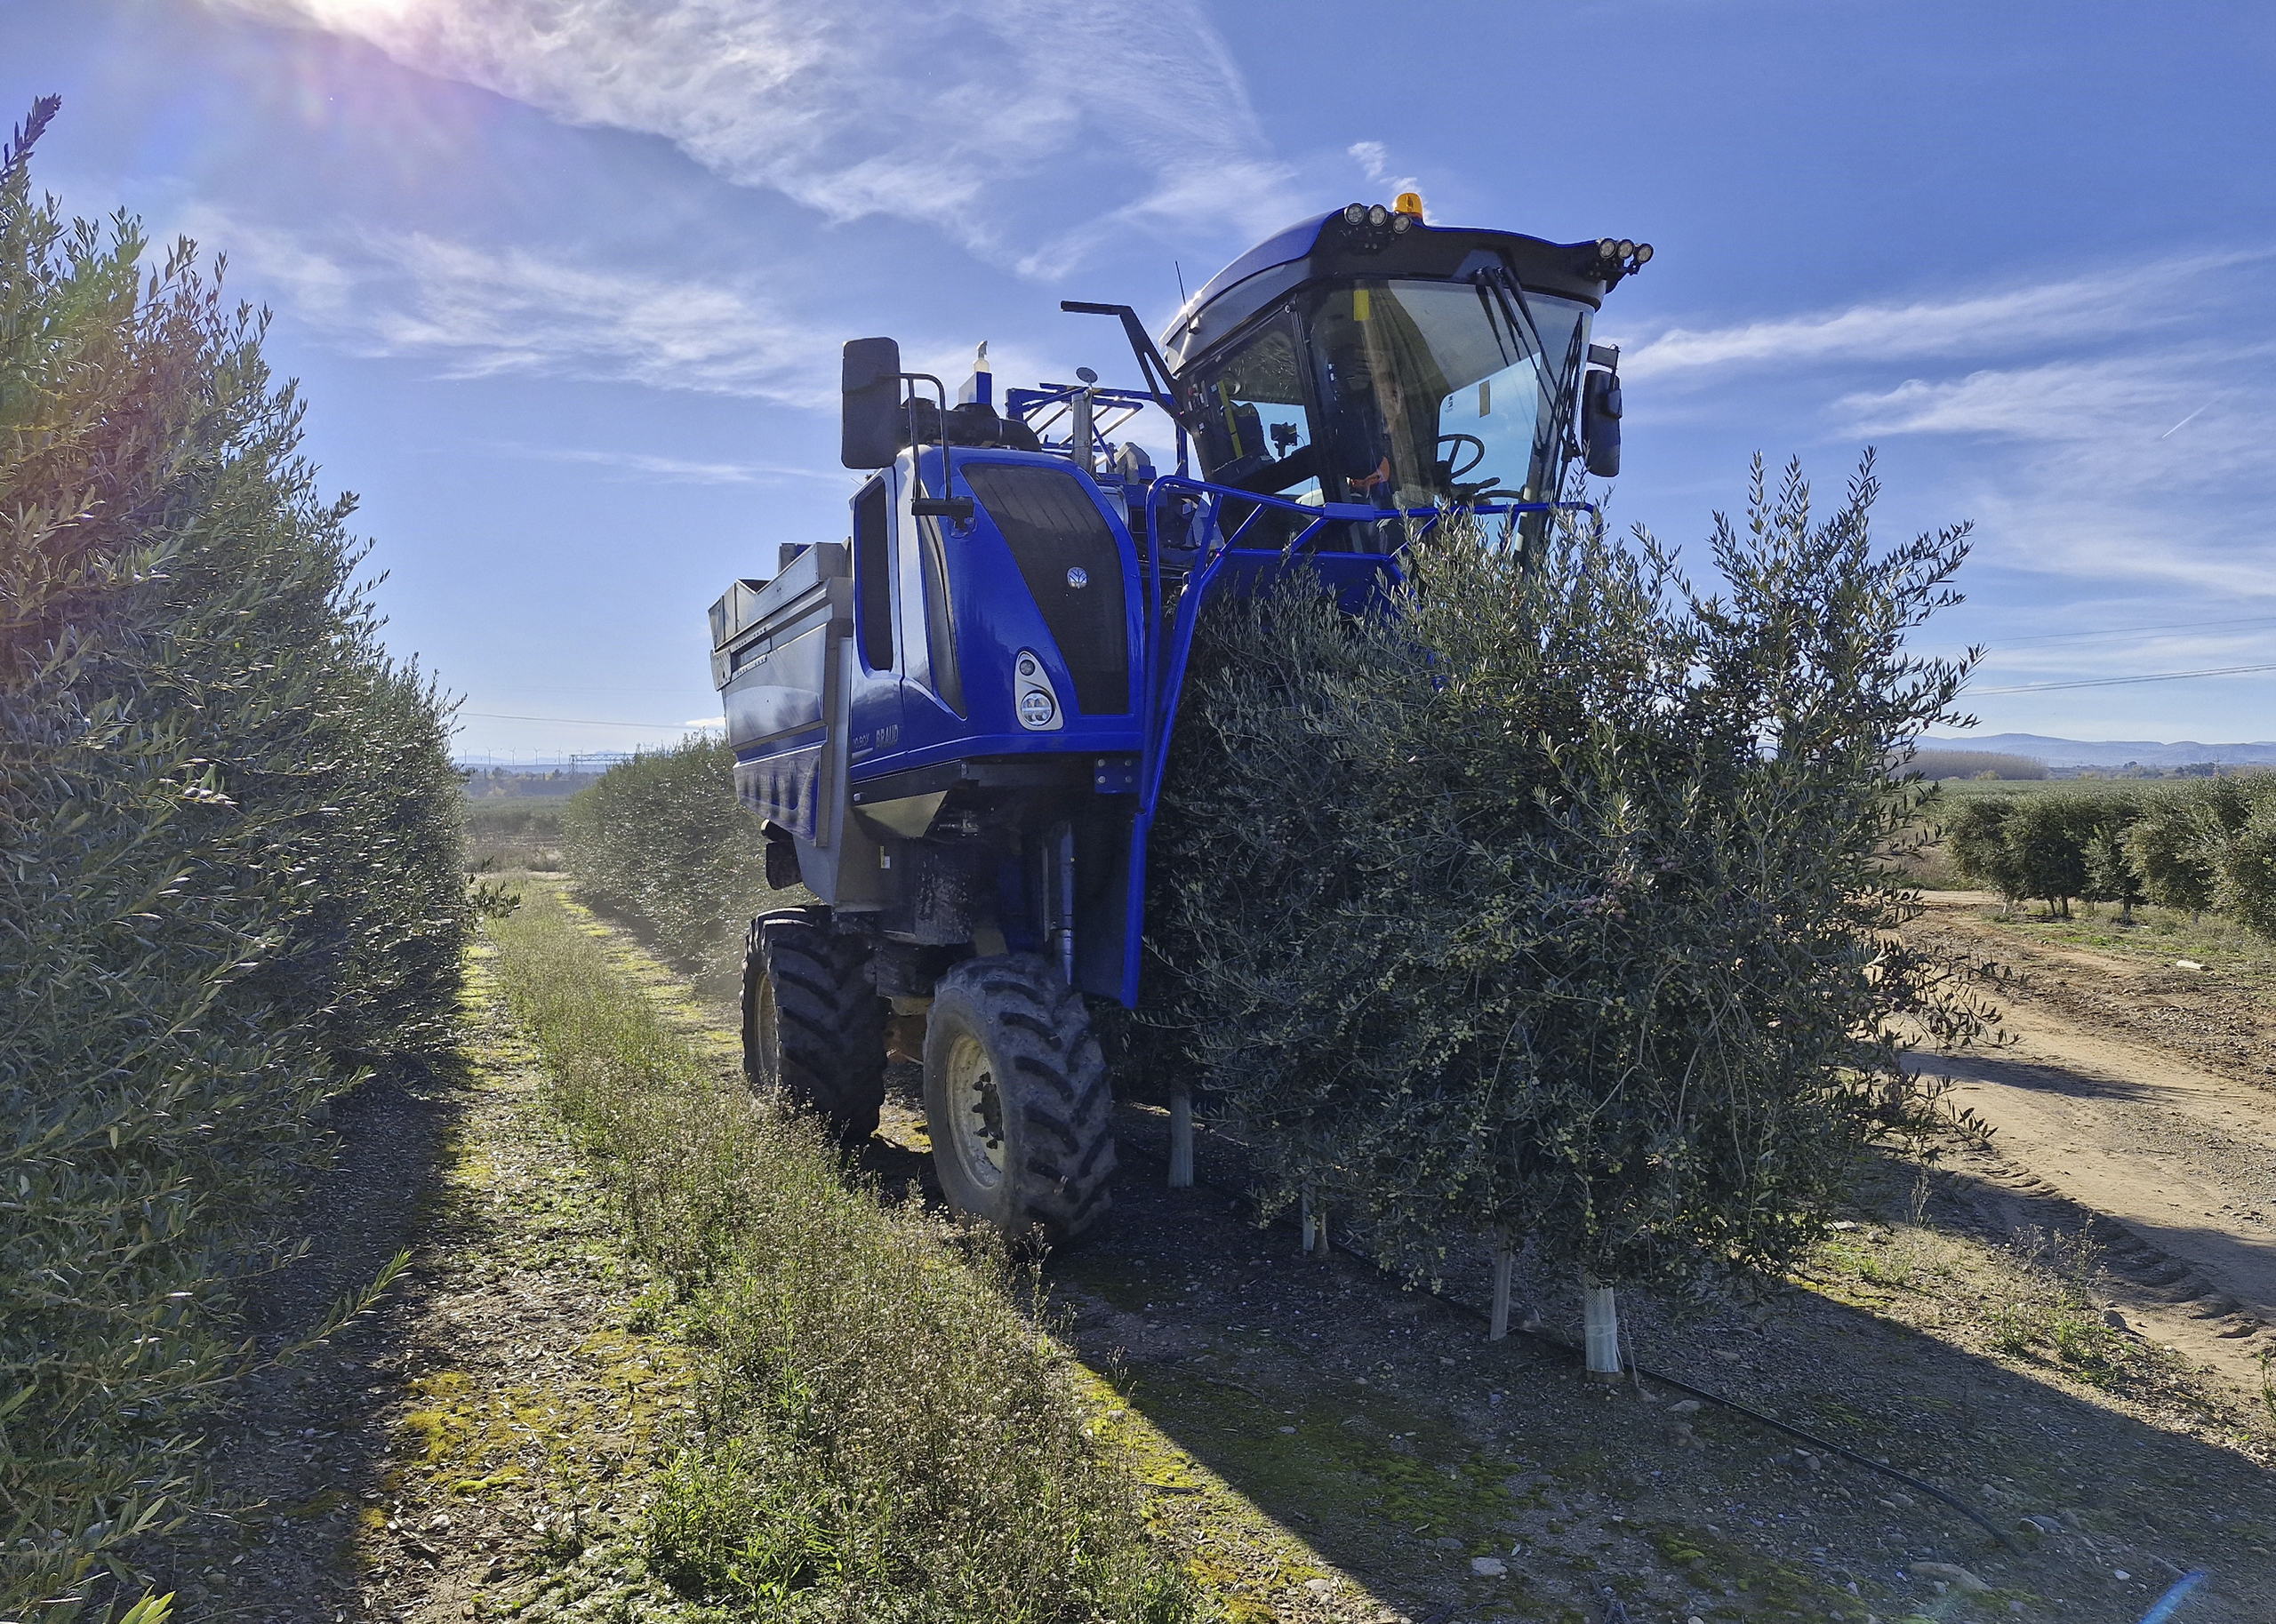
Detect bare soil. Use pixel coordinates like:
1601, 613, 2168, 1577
137, 896, 2276, 1624
1034, 1104, 2273, 1624
1903, 893, 2276, 1387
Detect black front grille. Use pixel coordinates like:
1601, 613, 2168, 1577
964, 463, 1130, 716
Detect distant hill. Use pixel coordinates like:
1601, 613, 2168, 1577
1919, 733, 2276, 769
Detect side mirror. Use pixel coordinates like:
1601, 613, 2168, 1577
1582, 370, 1622, 478
842, 337, 902, 469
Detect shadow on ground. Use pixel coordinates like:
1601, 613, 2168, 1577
116, 1054, 471, 1619
1038, 1106, 2273, 1624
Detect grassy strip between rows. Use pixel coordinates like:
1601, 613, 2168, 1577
483, 884, 1195, 1623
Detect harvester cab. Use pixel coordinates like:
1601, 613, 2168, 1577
709, 197, 1650, 1241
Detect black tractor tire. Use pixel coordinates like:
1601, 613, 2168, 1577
742, 907, 886, 1143
922, 955, 1115, 1243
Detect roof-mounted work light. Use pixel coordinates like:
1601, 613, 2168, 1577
1587, 236, 1655, 282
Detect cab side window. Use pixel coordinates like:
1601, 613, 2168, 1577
917, 516, 965, 716
853, 478, 894, 672
1191, 312, 1318, 500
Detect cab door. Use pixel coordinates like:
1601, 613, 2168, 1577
846, 473, 907, 778
894, 465, 967, 758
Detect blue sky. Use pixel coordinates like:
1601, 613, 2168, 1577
8, 0, 2275, 756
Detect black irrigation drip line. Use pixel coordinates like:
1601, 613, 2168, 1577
1608, 1358, 2016, 1554
1133, 1137, 2017, 1555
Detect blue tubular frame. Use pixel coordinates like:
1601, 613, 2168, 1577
1002, 382, 1161, 466
1113, 476, 1595, 1004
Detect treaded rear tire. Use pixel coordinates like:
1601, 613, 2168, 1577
742, 907, 885, 1143
923, 954, 1115, 1244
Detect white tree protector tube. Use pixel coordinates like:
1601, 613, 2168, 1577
1581, 1272, 1622, 1375
1489, 1242, 1515, 1341
1167, 1087, 1194, 1188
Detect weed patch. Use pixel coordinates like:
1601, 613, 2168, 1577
484, 884, 1192, 1621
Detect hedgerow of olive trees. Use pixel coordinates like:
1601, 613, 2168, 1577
562, 735, 781, 976
2, 99, 464, 1612
1945, 796, 2025, 904
1141, 456, 1990, 1296
1942, 777, 2276, 933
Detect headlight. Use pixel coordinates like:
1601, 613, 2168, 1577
1019, 690, 1057, 728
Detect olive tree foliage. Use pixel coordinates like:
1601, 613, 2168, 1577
1945, 794, 2140, 918
2085, 820, 2145, 922
2123, 792, 2219, 919
1141, 457, 1992, 1292
1944, 797, 2025, 904
2208, 780, 2276, 938
562, 735, 776, 978
1943, 777, 2276, 934
2, 100, 464, 1609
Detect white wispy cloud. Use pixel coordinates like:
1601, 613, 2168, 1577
1344, 139, 1418, 213
206, 0, 1298, 277
1834, 348, 2276, 498
1944, 478, 2276, 604
1620, 252, 2258, 380
1835, 356, 2190, 442
206, 213, 837, 401
485, 443, 843, 485
1610, 249, 2276, 618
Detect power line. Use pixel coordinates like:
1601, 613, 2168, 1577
1969, 660, 2276, 695
1988, 611, 2276, 647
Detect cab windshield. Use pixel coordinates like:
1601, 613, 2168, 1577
1192, 276, 1590, 516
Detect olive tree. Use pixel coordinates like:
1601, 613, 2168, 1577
2086, 820, 2146, 923
1946, 797, 2024, 903
2006, 796, 2104, 917
1142, 456, 1991, 1313
2212, 780, 2276, 939
2122, 777, 2265, 926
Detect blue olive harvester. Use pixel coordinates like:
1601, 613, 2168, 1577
711, 198, 1652, 1242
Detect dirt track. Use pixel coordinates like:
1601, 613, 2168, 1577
1903, 893, 2276, 1388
